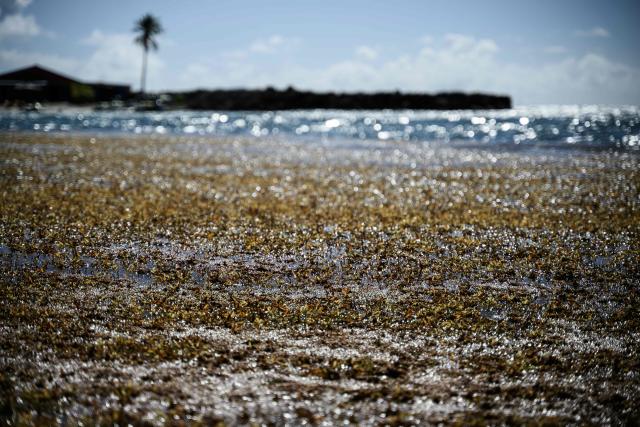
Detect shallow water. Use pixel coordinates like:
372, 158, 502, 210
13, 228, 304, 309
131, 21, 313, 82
1, 105, 639, 150
0, 244, 154, 286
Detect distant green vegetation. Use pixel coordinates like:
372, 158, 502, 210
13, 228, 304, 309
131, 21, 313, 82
70, 83, 95, 102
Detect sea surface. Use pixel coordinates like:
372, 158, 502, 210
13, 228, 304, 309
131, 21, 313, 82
1, 105, 639, 424
1, 105, 639, 151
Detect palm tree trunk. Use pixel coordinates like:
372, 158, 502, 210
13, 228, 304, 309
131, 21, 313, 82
140, 48, 148, 95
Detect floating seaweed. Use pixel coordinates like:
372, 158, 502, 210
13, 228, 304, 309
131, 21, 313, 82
0, 133, 638, 425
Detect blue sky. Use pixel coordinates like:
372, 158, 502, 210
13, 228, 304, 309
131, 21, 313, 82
1, 0, 639, 105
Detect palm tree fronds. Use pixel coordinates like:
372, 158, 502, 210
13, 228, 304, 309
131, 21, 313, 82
133, 14, 163, 52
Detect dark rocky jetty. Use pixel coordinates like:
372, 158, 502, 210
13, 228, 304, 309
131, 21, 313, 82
169, 87, 511, 110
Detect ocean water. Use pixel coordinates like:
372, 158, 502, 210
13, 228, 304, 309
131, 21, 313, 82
1, 105, 639, 151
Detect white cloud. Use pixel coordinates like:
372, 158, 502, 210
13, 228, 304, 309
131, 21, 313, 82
249, 34, 300, 54
495, 54, 640, 104
575, 27, 610, 38
419, 35, 434, 45
0, 13, 39, 39
0, 0, 41, 39
444, 33, 498, 55
0, 29, 165, 91
355, 46, 378, 61
0, 0, 31, 16
0, 0, 54, 40
225, 35, 300, 60
81, 30, 165, 89
0, 48, 79, 71
175, 34, 640, 105
250, 35, 286, 54
3, 31, 639, 104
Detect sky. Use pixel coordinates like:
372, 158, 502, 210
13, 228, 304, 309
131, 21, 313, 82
1, 0, 639, 105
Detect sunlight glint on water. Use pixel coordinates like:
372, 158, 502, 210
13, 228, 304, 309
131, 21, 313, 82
1, 105, 639, 150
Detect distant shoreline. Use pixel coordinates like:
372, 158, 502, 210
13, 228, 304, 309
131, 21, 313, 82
2, 77, 511, 111
165, 87, 512, 111
0, 64, 509, 110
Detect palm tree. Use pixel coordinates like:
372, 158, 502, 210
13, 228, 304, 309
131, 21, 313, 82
133, 14, 163, 95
